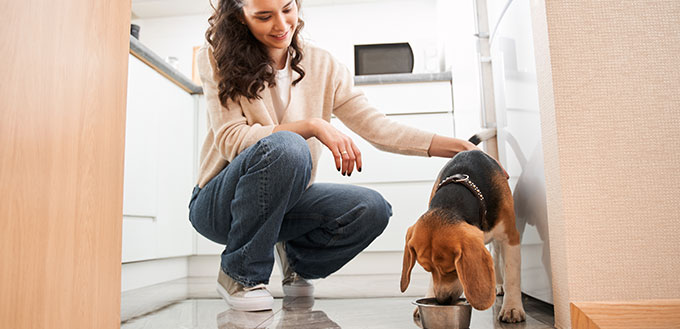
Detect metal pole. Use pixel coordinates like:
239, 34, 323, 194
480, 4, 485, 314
472, 0, 499, 160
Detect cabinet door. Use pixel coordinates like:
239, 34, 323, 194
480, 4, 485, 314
122, 55, 195, 262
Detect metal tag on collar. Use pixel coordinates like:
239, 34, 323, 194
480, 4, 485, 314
450, 174, 469, 183
438, 174, 469, 189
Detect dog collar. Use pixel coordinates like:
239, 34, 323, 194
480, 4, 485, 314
436, 174, 488, 226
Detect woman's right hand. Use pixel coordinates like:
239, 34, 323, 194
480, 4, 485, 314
310, 118, 362, 176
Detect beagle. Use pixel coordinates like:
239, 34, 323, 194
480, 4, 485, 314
400, 144, 526, 323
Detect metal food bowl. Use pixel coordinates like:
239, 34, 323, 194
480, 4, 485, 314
413, 298, 472, 329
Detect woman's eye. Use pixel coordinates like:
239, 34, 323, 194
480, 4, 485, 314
256, 16, 270, 21
283, 8, 291, 13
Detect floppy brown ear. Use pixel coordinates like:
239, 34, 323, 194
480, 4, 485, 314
400, 225, 416, 292
454, 235, 496, 310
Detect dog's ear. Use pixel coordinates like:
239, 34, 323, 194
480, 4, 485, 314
400, 225, 417, 292
453, 232, 495, 310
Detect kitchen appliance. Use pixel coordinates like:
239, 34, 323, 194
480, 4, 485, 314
354, 42, 414, 76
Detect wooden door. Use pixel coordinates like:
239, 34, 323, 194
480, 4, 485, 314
0, 0, 131, 328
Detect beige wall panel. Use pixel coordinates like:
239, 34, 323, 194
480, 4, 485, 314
0, 0, 130, 328
531, 1, 680, 328
530, 0, 571, 323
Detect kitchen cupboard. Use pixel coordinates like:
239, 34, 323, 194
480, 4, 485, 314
122, 54, 196, 262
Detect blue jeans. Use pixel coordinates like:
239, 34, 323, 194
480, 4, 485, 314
188, 131, 392, 287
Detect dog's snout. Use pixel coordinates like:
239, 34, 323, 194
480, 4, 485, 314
435, 295, 454, 305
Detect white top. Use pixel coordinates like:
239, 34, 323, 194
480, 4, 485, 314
270, 54, 291, 122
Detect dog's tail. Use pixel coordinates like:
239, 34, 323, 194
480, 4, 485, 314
468, 128, 497, 145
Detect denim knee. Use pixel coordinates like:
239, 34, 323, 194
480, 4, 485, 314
264, 131, 312, 173
361, 190, 392, 236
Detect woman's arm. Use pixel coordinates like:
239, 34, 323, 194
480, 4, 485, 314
427, 134, 479, 157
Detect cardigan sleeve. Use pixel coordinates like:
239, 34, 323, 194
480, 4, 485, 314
330, 61, 435, 157
197, 45, 275, 161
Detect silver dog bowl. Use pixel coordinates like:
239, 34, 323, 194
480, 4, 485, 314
413, 298, 472, 329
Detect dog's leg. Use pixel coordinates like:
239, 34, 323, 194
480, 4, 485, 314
498, 239, 526, 323
491, 240, 505, 296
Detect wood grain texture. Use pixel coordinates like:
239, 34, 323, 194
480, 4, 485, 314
571, 300, 680, 329
0, 0, 130, 328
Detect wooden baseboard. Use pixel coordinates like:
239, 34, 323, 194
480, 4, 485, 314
571, 299, 680, 329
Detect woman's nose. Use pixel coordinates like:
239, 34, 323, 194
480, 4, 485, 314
273, 13, 286, 31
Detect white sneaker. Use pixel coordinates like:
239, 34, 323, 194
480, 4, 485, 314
282, 272, 314, 297
216, 269, 273, 311
275, 242, 315, 297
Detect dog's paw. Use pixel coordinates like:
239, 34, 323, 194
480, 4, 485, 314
495, 284, 505, 296
498, 306, 526, 323
412, 307, 423, 328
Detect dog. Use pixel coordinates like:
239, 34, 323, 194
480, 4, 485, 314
400, 131, 526, 323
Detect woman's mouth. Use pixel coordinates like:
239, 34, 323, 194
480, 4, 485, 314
271, 30, 289, 41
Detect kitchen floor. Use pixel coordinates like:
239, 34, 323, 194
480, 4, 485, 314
121, 275, 554, 329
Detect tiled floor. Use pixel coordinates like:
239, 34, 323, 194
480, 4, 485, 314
121, 295, 554, 328
121, 274, 554, 328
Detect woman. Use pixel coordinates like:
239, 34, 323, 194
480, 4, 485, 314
188, 0, 481, 312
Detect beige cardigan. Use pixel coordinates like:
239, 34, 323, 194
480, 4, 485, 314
196, 43, 435, 188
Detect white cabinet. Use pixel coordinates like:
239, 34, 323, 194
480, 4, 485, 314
316, 79, 455, 251
122, 55, 196, 263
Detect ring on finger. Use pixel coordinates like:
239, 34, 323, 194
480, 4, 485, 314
341, 150, 348, 155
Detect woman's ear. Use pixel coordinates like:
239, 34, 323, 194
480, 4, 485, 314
454, 235, 496, 310
400, 225, 416, 292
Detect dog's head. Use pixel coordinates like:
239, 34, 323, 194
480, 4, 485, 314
400, 213, 495, 310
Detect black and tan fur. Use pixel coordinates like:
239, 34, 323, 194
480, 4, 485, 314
400, 138, 526, 323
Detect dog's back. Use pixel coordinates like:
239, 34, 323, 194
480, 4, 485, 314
429, 150, 509, 232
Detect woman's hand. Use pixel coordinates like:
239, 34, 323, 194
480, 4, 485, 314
310, 118, 362, 176
273, 118, 362, 176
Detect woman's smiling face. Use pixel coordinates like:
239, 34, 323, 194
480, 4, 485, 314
241, 0, 298, 64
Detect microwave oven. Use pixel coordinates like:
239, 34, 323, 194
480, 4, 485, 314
354, 42, 414, 76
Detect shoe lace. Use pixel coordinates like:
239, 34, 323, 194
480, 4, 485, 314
282, 272, 300, 286
243, 283, 267, 292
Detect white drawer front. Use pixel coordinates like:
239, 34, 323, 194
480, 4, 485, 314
357, 81, 452, 115
315, 113, 454, 184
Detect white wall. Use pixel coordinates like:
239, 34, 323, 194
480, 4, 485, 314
131, 14, 209, 79
131, 1, 482, 137
301, 0, 439, 72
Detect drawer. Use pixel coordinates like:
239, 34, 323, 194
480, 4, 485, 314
315, 113, 454, 184
356, 81, 453, 115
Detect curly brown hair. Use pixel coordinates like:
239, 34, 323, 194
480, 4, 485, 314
205, 0, 305, 104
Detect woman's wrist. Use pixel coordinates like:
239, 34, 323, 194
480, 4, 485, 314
273, 118, 323, 139
307, 118, 323, 137
428, 134, 477, 157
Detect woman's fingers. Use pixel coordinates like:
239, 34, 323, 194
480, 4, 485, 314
334, 139, 360, 176
340, 147, 350, 175
332, 146, 342, 172
317, 122, 361, 176
343, 142, 355, 176
351, 139, 362, 172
